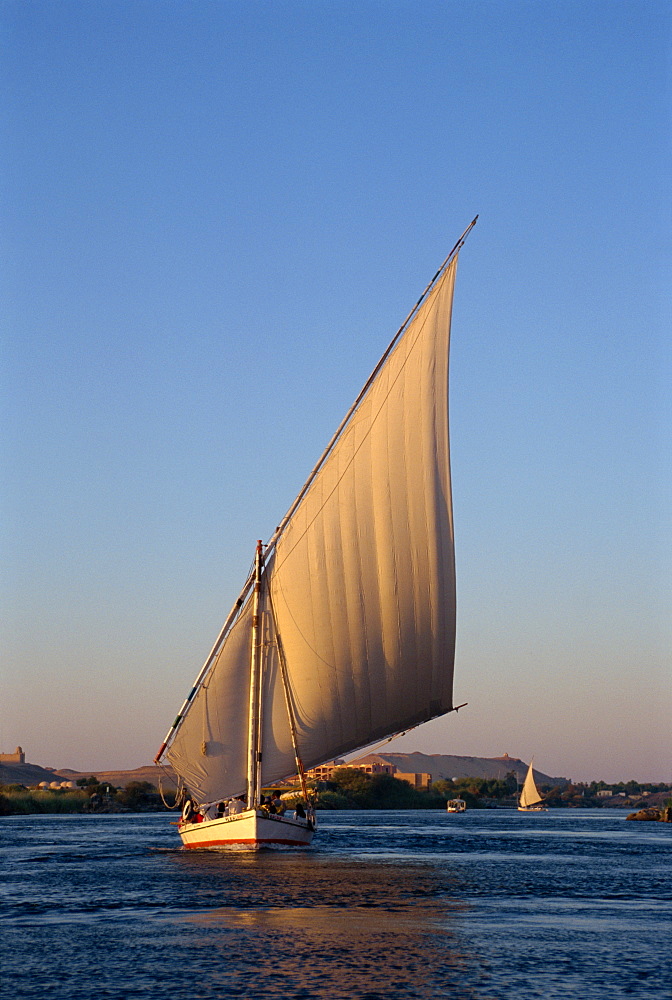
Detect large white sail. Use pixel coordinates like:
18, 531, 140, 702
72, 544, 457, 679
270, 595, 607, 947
165, 254, 459, 803
261, 257, 458, 782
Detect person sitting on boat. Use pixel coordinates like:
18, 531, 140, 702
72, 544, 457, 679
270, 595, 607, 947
271, 791, 285, 815
216, 801, 226, 817
228, 795, 246, 815
293, 801, 306, 820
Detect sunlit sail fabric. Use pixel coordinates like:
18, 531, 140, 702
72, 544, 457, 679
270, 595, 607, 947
167, 256, 458, 801
519, 763, 543, 808
260, 258, 458, 784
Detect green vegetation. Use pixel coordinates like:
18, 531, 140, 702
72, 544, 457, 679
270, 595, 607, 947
308, 769, 672, 811
315, 767, 445, 809
3, 772, 669, 816
541, 780, 672, 808
432, 774, 517, 808
0, 781, 176, 816
312, 768, 493, 810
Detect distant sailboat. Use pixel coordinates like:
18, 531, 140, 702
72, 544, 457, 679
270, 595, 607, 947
155, 219, 477, 848
517, 759, 547, 812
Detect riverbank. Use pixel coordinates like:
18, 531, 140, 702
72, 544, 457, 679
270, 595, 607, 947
4, 772, 671, 817
0, 782, 175, 816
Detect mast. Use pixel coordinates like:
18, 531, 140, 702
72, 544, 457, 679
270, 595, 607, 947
246, 540, 264, 808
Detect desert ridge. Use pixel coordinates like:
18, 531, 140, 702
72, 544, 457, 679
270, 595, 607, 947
0, 749, 564, 790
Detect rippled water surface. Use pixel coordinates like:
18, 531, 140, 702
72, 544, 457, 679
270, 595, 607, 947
2, 809, 670, 999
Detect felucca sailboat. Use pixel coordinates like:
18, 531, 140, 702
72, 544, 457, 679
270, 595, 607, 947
518, 759, 547, 812
155, 219, 477, 848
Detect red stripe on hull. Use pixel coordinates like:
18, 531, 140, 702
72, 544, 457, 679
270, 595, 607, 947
182, 837, 311, 848
177, 809, 314, 849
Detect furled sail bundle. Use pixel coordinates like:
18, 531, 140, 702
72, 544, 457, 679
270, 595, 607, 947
160, 229, 474, 812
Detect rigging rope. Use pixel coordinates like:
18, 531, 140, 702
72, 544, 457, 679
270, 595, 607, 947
155, 763, 182, 810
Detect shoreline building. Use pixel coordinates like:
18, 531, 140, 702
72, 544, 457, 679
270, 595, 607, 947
305, 753, 432, 790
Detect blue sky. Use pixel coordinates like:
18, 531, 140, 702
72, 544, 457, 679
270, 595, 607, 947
2, 1, 669, 783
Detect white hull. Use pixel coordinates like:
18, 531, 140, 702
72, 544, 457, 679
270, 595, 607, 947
447, 798, 466, 813
178, 809, 314, 849
517, 805, 547, 812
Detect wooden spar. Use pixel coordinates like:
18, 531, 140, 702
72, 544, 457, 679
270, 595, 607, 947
262, 216, 478, 564
247, 540, 264, 809
254, 552, 265, 804
348, 703, 469, 761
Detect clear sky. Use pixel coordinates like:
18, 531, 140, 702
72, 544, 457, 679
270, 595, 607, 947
2, 1, 670, 784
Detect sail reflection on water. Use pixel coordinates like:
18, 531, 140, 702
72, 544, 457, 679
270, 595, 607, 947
177, 855, 477, 998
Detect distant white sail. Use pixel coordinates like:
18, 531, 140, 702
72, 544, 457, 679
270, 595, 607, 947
166, 255, 459, 804
519, 761, 544, 809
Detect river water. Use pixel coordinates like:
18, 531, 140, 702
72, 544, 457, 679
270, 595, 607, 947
1, 809, 670, 999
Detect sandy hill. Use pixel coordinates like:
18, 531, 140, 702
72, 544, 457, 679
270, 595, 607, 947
3, 753, 565, 789
54, 764, 178, 789
369, 752, 566, 785
0, 761, 61, 785
1, 760, 177, 790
